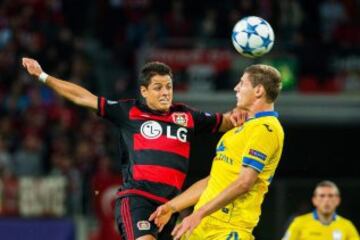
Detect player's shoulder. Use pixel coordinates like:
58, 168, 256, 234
335, 214, 357, 226
292, 212, 314, 224
250, 117, 283, 134
171, 102, 194, 112
111, 99, 136, 112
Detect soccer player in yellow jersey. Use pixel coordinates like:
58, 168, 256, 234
149, 64, 284, 240
282, 180, 360, 240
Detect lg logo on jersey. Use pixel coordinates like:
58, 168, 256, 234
140, 121, 188, 142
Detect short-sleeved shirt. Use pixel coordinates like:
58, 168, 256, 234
282, 211, 360, 240
194, 111, 284, 231
97, 97, 222, 202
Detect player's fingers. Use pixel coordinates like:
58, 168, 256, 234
154, 216, 162, 227
22, 57, 29, 65
230, 114, 238, 127
173, 227, 186, 240
173, 223, 189, 240
171, 223, 182, 237
148, 210, 158, 221
159, 224, 164, 233
22, 59, 29, 69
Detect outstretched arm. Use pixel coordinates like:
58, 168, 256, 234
149, 176, 209, 231
22, 57, 98, 110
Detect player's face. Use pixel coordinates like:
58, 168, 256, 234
312, 186, 340, 216
234, 73, 257, 109
141, 74, 173, 112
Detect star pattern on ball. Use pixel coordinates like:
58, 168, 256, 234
232, 16, 274, 58
261, 34, 272, 49
241, 42, 255, 56
243, 22, 257, 39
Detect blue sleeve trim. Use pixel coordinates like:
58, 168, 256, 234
243, 157, 265, 172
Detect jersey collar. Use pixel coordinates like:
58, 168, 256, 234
254, 111, 279, 118
136, 99, 171, 116
312, 210, 337, 224
246, 111, 279, 122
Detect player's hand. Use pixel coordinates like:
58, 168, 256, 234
149, 203, 173, 232
22, 57, 43, 77
171, 212, 202, 240
230, 107, 248, 127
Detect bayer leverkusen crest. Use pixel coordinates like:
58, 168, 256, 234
172, 113, 188, 127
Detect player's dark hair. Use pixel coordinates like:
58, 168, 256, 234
244, 64, 282, 103
139, 61, 173, 87
314, 180, 341, 196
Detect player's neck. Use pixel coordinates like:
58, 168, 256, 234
317, 211, 335, 225
248, 102, 274, 118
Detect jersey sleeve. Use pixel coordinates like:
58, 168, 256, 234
191, 110, 222, 135
97, 96, 129, 126
282, 218, 301, 240
241, 123, 279, 172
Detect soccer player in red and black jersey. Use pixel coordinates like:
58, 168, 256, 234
22, 58, 246, 240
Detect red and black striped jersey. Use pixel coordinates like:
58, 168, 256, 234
97, 97, 222, 203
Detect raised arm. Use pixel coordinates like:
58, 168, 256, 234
149, 176, 209, 231
219, 108, 248, 132
22, 57, 98, 110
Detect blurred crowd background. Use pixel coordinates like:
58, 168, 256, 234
0, 0, 359, 239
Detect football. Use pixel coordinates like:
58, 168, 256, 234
232, 16, 274, 58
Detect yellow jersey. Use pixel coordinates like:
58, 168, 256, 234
194, 111, 284, 232
282, 211, 360, 240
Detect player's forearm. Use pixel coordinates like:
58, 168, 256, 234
45, 75, 98, 110
219, 107, 248, 132
168, 176, 209, 212
195, 168, 257, 218
219, 111, 234, 132
195, 178, 250, 218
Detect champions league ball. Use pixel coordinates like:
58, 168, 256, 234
232, 16, 275, 58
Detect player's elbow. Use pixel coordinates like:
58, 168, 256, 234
235, 180, 253, 193
73, 95, 97, 110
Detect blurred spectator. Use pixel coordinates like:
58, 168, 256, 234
50, 153, 82, 215
344, 70, 360, 92
164, 0, 191, 38
0, 136, 11, 177
319, 0, 348, 42
12, 133, 43, 177
277, 0, 304, 44
196, 9, 218, 44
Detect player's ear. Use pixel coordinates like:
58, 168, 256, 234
255, 84, 265, 99
335, 195, 341, 207
140, 85, 148, 98
311, 194, 317, 206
